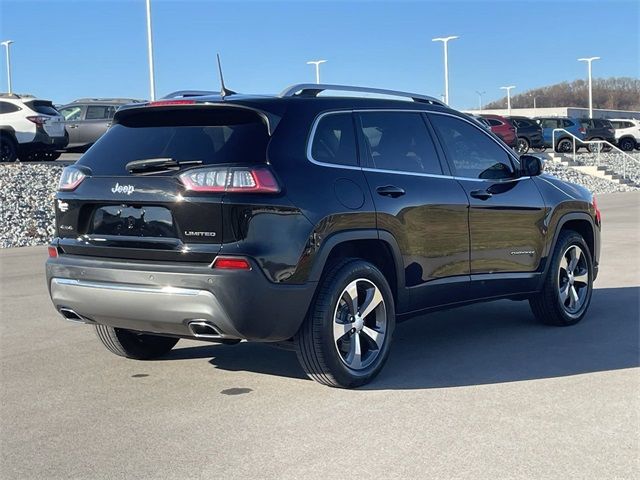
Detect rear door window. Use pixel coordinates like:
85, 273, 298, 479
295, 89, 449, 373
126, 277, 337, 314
310, 112, 357, 166
86, 105, 117, 120
357, 111, 443, 175
78, 107, 271, 175
540, 119, 558, 129
0, 101, 20, 114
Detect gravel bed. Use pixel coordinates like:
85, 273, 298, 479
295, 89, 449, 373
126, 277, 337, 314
543, 161, 636, 194
1, 163, 63, 248
0, 161, 636, 249
567, 152, 640, 184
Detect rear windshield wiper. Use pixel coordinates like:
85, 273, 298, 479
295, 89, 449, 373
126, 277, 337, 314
125, 158, 202, 174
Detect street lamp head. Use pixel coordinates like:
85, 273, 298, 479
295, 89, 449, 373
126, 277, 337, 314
1, 40, 14, 47
500, 85, 516, 91
306, 60, 327, 66
432, 35, 459, 43
578, 57, 601, 63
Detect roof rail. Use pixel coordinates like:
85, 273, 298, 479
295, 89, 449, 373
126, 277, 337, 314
72, 98, 145, 103
0, 93, 35, 99
279, 83, 447, 106
162, 90, 219, 99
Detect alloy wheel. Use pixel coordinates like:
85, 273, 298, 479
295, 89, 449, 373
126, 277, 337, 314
557, 245, 589, 314
333, 278, 387, 370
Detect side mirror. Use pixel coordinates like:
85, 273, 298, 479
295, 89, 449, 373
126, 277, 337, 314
520, 155, 543, 177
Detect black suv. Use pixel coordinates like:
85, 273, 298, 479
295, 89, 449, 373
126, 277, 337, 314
505, 115, 544, 154
46, 84, 601, 388
579, 118, 617, 153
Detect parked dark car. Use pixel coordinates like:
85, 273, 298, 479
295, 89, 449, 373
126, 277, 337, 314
479, 114, 517, 147
579, 118, 616, 153
535, 117, 587, 153
46, 84, 601, 388
505, 116, 544, 154
58, 98, 144, 151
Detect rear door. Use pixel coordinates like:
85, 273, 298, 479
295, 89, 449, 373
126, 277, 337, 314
428, 113, 546, 287
355, 110, 470, 309
55, 104, 272, 262
80, 105, 117, 146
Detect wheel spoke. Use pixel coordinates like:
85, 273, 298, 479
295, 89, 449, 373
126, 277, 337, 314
342, 281, 359, 316
559, 283, 570, 304
568, 285, 579, 309
559, 254, 569, 273
568, 247, 582, 273
359, 286, 383, 319
573, 270, 589, 285
346, 332, 362, 369
333, 321, 352, 342
361, 325, 384, 349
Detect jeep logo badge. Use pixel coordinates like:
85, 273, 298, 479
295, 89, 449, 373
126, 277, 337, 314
111, 182, 135, 195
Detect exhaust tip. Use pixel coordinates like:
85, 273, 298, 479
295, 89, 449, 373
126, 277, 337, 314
188, 321, 223, 338
59, 307, 90, 323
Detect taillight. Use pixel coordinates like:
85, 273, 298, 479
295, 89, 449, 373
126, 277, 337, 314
579, 127, 586, 134
58, 166, 86, 191
48, 246, 58, 258
179, 166, 280, 193
211, 256, 251, 270
26, 115, 48, 125
149, 100, 196, 106
592, 196, 601, 224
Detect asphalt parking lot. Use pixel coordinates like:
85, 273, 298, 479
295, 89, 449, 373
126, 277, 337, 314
1, 192, 638, 479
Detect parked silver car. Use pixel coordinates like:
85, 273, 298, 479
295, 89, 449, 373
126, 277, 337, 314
58, 98, 144, 151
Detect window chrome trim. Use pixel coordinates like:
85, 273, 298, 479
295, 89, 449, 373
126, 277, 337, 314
305, 108, 523, 181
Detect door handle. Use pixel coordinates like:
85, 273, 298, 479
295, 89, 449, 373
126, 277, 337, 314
376, 185, 406, 198
68, 124, 79, 129
470, 189, 492, 200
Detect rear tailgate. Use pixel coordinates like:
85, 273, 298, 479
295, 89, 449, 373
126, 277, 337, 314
55, 103, 273, 263
25, 100, 66, 138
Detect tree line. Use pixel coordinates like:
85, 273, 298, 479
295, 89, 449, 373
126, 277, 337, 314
483, 77, 640, 111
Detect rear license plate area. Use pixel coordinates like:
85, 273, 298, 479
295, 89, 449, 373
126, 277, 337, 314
89, 205, 176, 237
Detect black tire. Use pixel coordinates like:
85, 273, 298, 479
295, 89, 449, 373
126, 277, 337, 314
587, 138, 603, 153
94, 325, 179, 360
515, 137, 530, 154
555, 138, 573, 153
619, 137, 635, 152
294, 259, 395, 388
0, 134, 18, 162
529, 230, 593, 326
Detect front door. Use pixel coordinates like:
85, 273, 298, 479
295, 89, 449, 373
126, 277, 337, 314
428, 113, 547, 283
355, 111, 470, 310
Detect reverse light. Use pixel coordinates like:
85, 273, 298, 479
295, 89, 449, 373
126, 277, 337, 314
47, 246, 58, 258
58, 166, 86, 191
211, 256, 251, 270
179, 166, 280, 193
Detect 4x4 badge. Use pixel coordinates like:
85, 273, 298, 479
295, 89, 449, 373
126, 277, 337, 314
111, 183, 135, 195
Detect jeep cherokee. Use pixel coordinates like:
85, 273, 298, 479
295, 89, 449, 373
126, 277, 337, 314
46, 84, 601, 388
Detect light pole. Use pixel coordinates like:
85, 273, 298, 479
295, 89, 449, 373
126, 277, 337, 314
578, 56, 600, 118
500, 85, 516, 114
1, 40, 14, 94
145, 0, 156, 101
476, 90, 486, 112
306, 60, 326, 84
432, 36, 458, 105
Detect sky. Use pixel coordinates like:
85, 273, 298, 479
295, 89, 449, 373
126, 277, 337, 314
0, 0, 638, 109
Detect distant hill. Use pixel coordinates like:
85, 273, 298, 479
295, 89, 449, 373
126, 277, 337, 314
483, 77, 640, 111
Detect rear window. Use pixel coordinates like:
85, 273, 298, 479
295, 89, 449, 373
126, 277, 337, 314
25, 100, 59, 116
78, 107, 270, 175
511, 118, 533, 128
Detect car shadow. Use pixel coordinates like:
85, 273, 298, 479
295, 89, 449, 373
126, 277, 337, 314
166, 286, 639, 389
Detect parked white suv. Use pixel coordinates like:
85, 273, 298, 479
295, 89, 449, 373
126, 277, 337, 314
609, 118, 640, 152
0, 93, 68, 162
